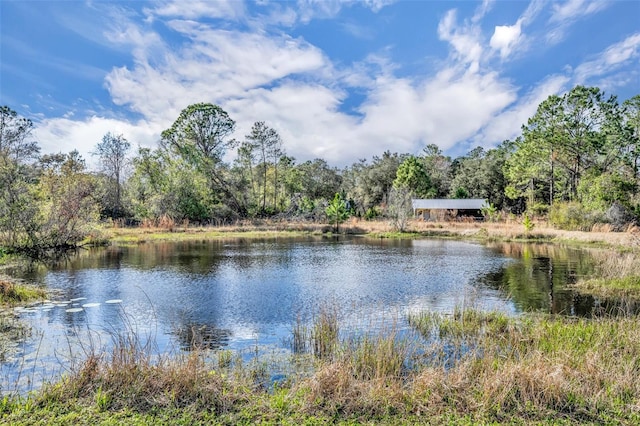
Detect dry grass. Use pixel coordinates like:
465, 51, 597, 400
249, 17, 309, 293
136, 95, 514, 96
409, 219, 640, 246
37, 333, 253, 414
10, 308, 640, 423
103, 217, 640, 250
298, 311, 640, 422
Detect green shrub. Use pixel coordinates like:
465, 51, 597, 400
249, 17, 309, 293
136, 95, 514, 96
364, 207, 380, 220
453, 187, 469, 199
522, 214, 535, 232
528, 203, 549, 217
481, 203, 499, 222
549, 202, 603, 231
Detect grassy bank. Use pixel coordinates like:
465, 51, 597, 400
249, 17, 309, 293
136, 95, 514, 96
2, 308, 639, 424
0, 279, 47, 306
101, 218, 640, 248
573, 250, 640, 300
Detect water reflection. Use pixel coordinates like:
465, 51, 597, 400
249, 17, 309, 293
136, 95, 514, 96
481, 243, 640, 317
3, 237, 639, 394
173, 322, 232, 351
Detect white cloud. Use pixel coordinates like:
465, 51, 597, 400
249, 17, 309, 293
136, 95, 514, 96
550, 0, 608, 24
473, 75, 570, 147
96, 7, 519, 166
295, 0, 396, 24
520, 0, 546, 26
488, 0, 545, 60
573, 32, 640, 88
341, 22, 375, 40
34, 116, 161, 168
472, 0, 494, 23
258, 6, 298, 27
33, 1, 589, 168
437, 9, 483, 73
547, 0, 610, 44
358, 71, 517, 154
226, 83, 360, 161
104, 20, 329, 124
148, 0, 246, 20
490, 21, 522, 59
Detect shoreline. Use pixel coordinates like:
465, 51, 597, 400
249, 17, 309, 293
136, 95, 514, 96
101, 218, 640, 249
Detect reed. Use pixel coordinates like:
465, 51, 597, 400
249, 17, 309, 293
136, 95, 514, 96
291, 316, 310, 354
310, 306, 339, 359
347, 331, 406, 381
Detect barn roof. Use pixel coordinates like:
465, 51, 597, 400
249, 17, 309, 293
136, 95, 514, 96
411, 199, 487, 210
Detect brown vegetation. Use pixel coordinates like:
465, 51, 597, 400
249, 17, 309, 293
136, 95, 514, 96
9, 309, 636, 424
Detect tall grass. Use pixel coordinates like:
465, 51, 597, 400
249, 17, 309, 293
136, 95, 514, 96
31, 326, 254, 415
311, 307, 339, 359
406, 309, 640, 421
2, 308, 639, 423
574, 250, 640, 299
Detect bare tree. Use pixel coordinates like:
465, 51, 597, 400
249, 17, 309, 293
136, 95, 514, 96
244, 121, 283, 214
387, 186, 413, 232
94, 132, 130, 218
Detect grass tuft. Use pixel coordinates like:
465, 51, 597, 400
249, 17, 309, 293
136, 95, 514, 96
574, 250, 640, 299
0, 279, 47, 305
311, 307, 339, 359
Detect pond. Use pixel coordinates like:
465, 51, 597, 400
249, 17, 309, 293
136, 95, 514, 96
0, 237, 628, 394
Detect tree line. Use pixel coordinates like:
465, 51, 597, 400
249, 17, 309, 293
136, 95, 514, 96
1, 85, 639, 254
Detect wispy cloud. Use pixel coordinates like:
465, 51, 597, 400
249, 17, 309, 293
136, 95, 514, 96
293, 0, 396, 25
1, 35, 106, 82
23, 0, 639, 168
437, 9, 484, 73
341, 21, 375, 40
573, 32, 640, 89
472, 74, 569, 148
34, 115, 161, 167
146, 0, 246, 20
472, 0, 494, 23
546, 0, 610, 44
549, 0, 608, 24
27, 2, 518, 165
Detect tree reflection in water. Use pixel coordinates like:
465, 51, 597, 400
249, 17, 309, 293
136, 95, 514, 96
481, 242, 640, 317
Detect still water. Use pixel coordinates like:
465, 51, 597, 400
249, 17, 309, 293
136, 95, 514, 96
0, 237, 619, 393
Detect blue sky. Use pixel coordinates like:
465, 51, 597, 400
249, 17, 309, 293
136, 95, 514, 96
1, 0, 639, 167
